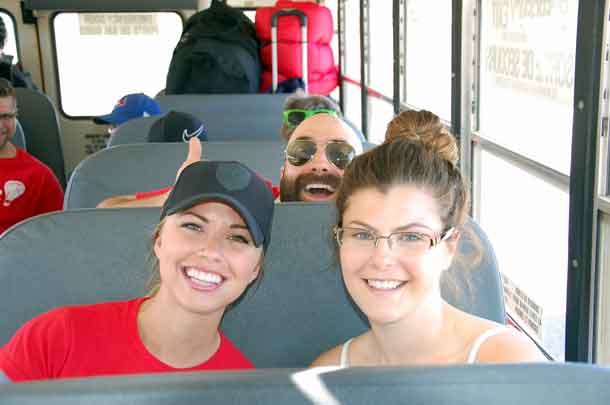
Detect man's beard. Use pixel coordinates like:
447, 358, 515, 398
279, 172, 342, 202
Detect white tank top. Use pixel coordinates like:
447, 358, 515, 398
339, 338, 354, 367
465, 326, 509, 363
339, 326, 509, 367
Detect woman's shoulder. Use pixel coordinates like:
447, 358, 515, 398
310, 333, 370, 367
25, 298, 144, 331
473, 324, 546, 363
457, 311, 544, 363
54, 298, 143, 319
452, 307, 545, 363
310, 343, 344, 367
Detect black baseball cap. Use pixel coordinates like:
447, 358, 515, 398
161, 161, 275, 251
148, 111, 208, 143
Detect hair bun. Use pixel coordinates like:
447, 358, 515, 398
385, 110, 459, 166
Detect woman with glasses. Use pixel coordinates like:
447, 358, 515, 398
311, 110, 544, 367
0, 160, 275, 382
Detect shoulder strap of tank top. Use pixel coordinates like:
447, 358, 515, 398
466, 326, 510, 364
340, 338, 354, 367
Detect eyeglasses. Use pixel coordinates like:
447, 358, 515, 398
334, 226, 455, 256
282, 109, 338, 128
0, 110, 17, 121
285, 139, 356, 170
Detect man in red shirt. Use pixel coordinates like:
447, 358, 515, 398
0, 79, 63, 235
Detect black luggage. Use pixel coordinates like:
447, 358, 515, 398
0, 55, 37, 90
165, 0, 261, 94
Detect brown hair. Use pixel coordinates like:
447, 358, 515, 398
336, 109, 470, 241
146, 219, 165, 297
280, 90, 342, 141
0, 78, 16, 103
385, 110, 458, 165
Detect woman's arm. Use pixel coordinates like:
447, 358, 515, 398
97, 138, 203, 209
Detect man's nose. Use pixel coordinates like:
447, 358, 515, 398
307, 147, 331, 172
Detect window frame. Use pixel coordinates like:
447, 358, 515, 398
0, 8, 22, 64
470, 0, 594, 361
565, 0, 606, 363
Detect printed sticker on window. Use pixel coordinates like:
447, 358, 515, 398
79, 14, 159, 36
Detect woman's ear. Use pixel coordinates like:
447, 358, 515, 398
248, 254, 264, 284
249, 265, 261, 284
153, 228, 163, 259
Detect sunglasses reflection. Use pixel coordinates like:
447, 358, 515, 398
285, 139, 356, 170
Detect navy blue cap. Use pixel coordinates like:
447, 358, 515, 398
161, 161, 275, 252
148, 111, 208, 143
94, 93, 161, 125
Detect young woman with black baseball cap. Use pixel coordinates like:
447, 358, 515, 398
0, 160, 274, 382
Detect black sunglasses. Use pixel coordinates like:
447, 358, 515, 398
285, 139, 356, 170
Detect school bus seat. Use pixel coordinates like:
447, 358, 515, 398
0, 203, 504, 368
106, 116, 157, 147
155, 94, 289, 141
1, 363, 607, 404
12, 119, 26, 150
64, 142, 285, 209
14, 88, 66, 188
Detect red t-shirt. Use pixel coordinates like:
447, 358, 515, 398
0, 298, 253, 382
0, 148, 63, 234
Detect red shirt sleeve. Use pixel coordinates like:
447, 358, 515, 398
271, 185, 280, 199
34, 168, 64, 215
0, 308, 72, 382
135, 180, 279, 200
135, 186, 172, 200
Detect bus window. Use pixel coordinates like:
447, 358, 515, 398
479, 150, 568, 360
599, 212, 610, 364
0, 11, 19, 63
478, 2, 576, 175
404, 0, 452, 121
225, 1, 271, 21
596, 10, 610, 364
326, 0, 340, 102
53, 12, 183, 117
475, 0, 579, 360
342, 0, 362, 133
368, 0, 393, 143
243, 10, 256, 22
227, 0, 275, 6
369, 97, 394, 143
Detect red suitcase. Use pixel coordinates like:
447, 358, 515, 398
255, 1, 339, 94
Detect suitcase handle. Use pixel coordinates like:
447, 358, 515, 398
271, 9, 307, 28
271, 9, 308, 93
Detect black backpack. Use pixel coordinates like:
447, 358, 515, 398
0, 55, 37, 90
166, 0, 261, 94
